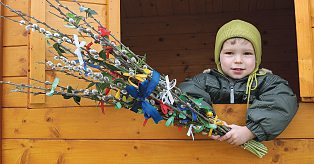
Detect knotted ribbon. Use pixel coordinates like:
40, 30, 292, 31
98, 26, 111, 37
73, 34, 86, 66
123, 69, 151, 88
160, 75, 176, 105
126, 70, 163, 124
159, 100, 173, 114
187, 124, 195, 141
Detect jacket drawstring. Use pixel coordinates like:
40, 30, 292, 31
246, 70, 266, 108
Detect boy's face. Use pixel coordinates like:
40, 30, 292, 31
219, 38, 256, 79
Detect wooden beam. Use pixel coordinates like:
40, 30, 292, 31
107, 0, 121, 40
2, 139, 314, 163
0, 0, 3, 161
2, 103, 312, 139
29, 0, 46, 105
294, 0, 314, 98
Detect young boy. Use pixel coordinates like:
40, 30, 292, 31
179, 19, 298, 146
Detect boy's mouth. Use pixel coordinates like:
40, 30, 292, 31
231, 68, 245, 75
231, 68, 245, 71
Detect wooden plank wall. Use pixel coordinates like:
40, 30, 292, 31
121, 0, 300, 98
0, 0, 3, 160
2, 104, 314, 163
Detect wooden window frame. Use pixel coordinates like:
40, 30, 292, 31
294, 0, 314, 102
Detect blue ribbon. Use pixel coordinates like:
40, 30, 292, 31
126, 70, 163, 124
178, 105, 197, 121
75, 60, 101, 69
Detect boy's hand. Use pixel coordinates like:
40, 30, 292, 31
216, 124, 256, 146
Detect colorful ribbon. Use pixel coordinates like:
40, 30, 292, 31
187, 124, 195, 141
123, 73, 148, 88
208, 115, 218, 137
46, 78, 60, 96
165, 115, 175, 127
75, 59, 100, 69
126, 70, 163, 124
73, 34, 86, 66
104, 46, 112, 58
115, 89, 121, 100
178, 105, 197, 121
98, 26, 111, 37
159, 100, 173, 114
160, 75, 176, 105
86, 42, 93, 50
98, 101, 105, 114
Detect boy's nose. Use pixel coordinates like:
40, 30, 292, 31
234, 54, 243, 63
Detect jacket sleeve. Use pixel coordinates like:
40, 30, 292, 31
178, 73, 213, 110
246, 75, 298, 141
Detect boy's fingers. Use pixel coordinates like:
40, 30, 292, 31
219, 133, 231, 141
210, 135, 220, 140
227, 137, 234, 144
227, 124, 237, 128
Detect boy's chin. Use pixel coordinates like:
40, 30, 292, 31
226, 73, 248, 79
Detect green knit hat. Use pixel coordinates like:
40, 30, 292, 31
214, 19, 262, 74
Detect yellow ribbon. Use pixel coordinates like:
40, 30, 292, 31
115, 89, 121, 100
208, 115, 218, 137
122, 69, 151, 88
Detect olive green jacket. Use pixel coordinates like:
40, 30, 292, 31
178, 69, 298, 141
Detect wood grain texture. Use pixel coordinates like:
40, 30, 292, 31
294, 0, 314, 98
2, 77, 28, 107
2, 139, 314, 164
61, 0, 108, 5
29, 0, 46, 104
3, 0, 29, 17
1, 0, 4, 160
108, 0, 121, 40
3, 46, 28, 77
2, 103, 313, 139
3, 17, 28, 46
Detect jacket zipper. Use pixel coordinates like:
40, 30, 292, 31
230, 82, 235, 104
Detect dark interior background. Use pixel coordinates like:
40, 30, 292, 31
121, 0, 299, 98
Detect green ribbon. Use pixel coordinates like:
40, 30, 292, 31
46, 78, 60, 96
165, 115, 175, 127
115, 102, 122, 109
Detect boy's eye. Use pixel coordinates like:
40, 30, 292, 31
244, 52, 253, 55
224, 52, 233, 55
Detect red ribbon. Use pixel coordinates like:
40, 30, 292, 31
98, 26, 111, 37
109, 71, 120, 80
143, 119, 148, 127
105, 88, 110, 95
98, 101, 105, 114
178, 126, 183, 132
85, 42, 93, 50
159, 100, 173, 114
104, 46, 113, 58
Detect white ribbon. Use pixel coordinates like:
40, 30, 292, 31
73, 34, 86, 66
187, 124, 195, 141
160, 75, 176, 105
